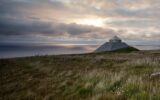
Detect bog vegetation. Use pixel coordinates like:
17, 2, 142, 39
0, 50, 160, 100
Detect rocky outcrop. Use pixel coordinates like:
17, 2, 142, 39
150, 72, 160, 80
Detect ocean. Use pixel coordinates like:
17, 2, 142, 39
0, 44, 160, 58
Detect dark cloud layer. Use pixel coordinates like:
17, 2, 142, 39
0, 17, 53, 35
0, 16, 105, 37
0, 7, 117, 40
0, 0, 159, 45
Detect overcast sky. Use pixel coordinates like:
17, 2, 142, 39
0, 0, 160, 46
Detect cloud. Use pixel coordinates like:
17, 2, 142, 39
0, 15, 119, 43
0, 0, 159, 45
0, 18, 58, 37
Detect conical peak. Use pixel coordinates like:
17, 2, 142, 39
109, 36, 122, 43
112, 36, 121, 40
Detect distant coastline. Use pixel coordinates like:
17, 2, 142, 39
0, 44, 160, 58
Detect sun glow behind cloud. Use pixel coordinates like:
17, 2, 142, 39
75, 18, 106, 27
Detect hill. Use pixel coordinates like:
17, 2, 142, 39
0, 50, 160, 100
97, 47, 139, 53
95, 36, 139, 53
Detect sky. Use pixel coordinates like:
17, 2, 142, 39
0, 0, 160, 48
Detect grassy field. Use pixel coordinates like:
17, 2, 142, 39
0, 50, 160, 100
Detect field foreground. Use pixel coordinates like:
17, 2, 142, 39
0, 50, 160, 100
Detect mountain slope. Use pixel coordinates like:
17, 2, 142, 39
95, 42, 130, 52
95, 36, 139, 53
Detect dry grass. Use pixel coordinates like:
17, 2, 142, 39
0, 50, 160, 100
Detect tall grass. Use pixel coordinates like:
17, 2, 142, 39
0, 51, 160, 100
